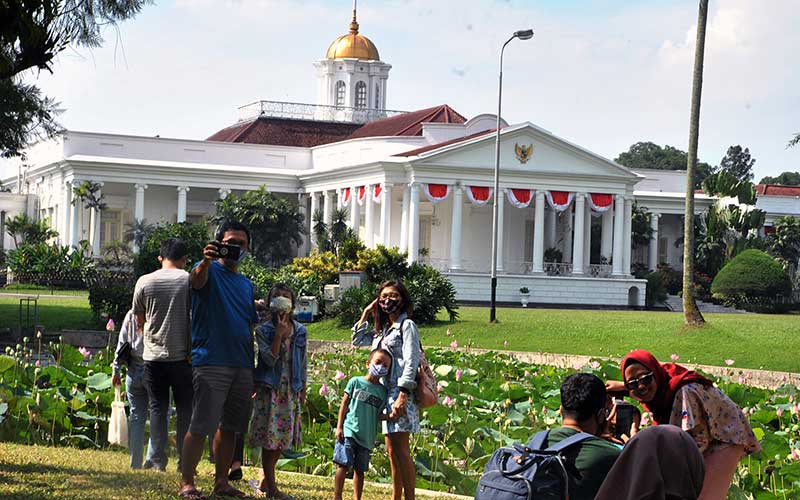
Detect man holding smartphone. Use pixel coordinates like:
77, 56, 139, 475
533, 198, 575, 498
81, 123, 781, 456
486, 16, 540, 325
179, 221, 258, 500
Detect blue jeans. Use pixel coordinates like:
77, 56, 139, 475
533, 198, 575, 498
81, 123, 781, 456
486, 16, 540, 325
144, 360, 194, 470
126, 363, 163, 469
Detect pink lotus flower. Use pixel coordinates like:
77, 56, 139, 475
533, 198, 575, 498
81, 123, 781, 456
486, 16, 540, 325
78, 347, 91, 358
776, 408, 784, 418
725, 359, 735, 366
319, 383, 329, 397
106, 318, 116, 332
450, 340, 458, 349
670, 354, 679, 361
437, 382, 444, 392
35, 360, 40, 367
455, 369, 463, 382
442, 395, 455, 407
524, 370, 531, 378
791, 448, 800, 461
334, 370, 346, 381
590, 361, 600, 369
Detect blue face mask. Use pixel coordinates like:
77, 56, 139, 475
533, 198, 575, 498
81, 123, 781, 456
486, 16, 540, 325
368, 363, 389, 378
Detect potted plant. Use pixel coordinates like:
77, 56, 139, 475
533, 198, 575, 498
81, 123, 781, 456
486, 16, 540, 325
519, 286, 530, 307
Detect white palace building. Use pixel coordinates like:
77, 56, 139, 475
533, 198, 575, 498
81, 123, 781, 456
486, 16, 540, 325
5, 7, 781, 308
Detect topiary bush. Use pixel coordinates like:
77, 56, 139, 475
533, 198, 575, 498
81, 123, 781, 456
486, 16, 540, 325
645, 271, 667, 308
84, 269, 136, 324
711, 249, 792, 312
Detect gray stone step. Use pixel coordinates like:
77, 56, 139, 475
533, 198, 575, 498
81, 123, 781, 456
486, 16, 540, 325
664, 294, 747, 314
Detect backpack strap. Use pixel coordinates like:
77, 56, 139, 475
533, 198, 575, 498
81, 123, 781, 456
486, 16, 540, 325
545, 431, 596, 453
525, 429, 550, 451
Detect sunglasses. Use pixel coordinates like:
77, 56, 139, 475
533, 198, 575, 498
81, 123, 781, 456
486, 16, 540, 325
625, 372, 654, 391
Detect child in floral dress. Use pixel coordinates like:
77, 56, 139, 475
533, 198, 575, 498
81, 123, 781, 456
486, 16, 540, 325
250, 284, 308, 499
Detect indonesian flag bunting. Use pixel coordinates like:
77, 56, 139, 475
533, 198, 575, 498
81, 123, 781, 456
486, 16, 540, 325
339, 188, 351, 208
466, 186, 493, 206
591, 210, 603, 218
372, 184, 383, 204
507, 189, 534, 209
356, 186, 366, 206
423, 184, 450, 204
589, 193, 613, 213
546, 191, 575, 212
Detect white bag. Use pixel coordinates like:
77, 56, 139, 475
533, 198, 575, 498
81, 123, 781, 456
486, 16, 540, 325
108, 386, 129, 448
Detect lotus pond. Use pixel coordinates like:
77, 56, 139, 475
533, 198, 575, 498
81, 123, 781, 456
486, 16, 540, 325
1, 338, 798, 499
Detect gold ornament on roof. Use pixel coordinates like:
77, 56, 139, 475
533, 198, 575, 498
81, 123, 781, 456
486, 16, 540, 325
325, 1, 380, 61
515, 143, 534, 164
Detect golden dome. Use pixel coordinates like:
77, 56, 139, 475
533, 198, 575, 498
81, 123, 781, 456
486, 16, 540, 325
325, 9, 380, 61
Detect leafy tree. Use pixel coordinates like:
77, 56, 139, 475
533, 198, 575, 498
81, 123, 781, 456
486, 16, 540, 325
133, 221, 209, 277
5, 214, 57, 247
124, 218, 155, 250
631, 204, 654, 249
71, 180, 106, 211
702, 171, 757, 205
788, 133, 799, 149
766, 216, 800, 274
1, 1, 152, 158
682, 0, 709, 326
759, 171, 800, 186
212, 186, 306, 266
615, 141, 715, 188
718, 145, 755, 183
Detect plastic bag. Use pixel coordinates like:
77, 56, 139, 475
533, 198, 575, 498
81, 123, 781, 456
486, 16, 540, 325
108, 386, 128, 448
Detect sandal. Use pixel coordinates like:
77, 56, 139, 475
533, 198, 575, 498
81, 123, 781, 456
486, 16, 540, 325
178, 487, 207, 500
213, 485, 249, 498
228, 467, 243, 481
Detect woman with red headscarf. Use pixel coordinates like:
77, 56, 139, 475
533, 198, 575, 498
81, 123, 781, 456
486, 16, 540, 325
607, 350, 760, 500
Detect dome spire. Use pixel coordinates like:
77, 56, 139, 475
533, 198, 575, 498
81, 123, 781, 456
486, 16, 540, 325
349, 0, 359, 34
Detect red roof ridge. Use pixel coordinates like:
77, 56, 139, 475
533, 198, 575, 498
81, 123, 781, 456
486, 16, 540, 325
755, 183, 800, 197
348, 104, 467, 140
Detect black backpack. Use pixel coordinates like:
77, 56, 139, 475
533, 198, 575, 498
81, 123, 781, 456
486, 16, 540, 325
474, 430, 595, 500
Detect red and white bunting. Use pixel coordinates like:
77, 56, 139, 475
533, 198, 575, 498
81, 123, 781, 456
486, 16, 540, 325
466, 186, 493, 206
356, 186, 366, 206
588, 193, 613, 213
506, 189, 534, 209
423, 184, 450, 204
372, 184, 383, 204
339, 188, 351, 208
545, 191, 574, 212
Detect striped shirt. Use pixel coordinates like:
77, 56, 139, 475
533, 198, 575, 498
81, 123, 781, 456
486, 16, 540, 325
133, 268, 191, 362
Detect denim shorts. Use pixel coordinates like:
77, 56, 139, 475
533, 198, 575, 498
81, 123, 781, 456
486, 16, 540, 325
333, 437, 371, 473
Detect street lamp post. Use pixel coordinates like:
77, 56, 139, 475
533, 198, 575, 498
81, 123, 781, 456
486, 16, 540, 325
490, 29, 534, 323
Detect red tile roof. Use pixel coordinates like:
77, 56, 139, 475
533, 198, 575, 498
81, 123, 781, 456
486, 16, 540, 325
347, 104, 467, 139
756, 184, 800, 197
206, 117, 361, 148
394, 128, 496, 157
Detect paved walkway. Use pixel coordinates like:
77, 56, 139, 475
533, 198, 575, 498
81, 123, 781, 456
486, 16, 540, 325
664, 294, 747, 314
309, 340, 799, 390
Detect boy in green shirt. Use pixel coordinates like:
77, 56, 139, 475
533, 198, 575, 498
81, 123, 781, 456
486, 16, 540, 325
333, 348, 391, 500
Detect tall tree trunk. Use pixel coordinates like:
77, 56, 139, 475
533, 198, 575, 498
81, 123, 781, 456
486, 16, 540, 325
683, 0, 709, 326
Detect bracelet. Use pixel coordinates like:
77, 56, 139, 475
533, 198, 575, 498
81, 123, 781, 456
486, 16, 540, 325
398, 387, 410, 395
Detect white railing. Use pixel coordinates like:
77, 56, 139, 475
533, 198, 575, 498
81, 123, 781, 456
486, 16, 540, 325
237, 100, 407, 124
587, 264, 613, 278
544, 262, 573, 276
427, 258, 614, 278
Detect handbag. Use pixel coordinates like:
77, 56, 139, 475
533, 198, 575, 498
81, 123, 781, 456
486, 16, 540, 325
107, 386, 129, 448
115, 341, 132, 367
392, 319, 438, 409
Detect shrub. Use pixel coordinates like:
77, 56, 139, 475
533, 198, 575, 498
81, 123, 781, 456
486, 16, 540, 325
645, 272, 667, 308
356, 245, 408, 283
133, 222, 209, 277
289, 250, 340, 284
404, 263, 459, 325
711, 249, 792, 312
334, 282, 379, 327
656, 264, 682, 295
241, 259, 324, 301
338, 237, 365, 270
84, 269, 135, 323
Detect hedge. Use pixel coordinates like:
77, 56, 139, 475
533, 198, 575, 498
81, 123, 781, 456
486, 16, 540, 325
711, 249, 792, 312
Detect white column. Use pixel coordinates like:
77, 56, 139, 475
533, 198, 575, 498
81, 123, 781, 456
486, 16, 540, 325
612, 195, 624, 276
583, 201, 592, 272
70, 190, 80, 248
623, 196, 633, 275
400, 185, 410, 253
296, 193, 308, 257
497, 188, 506, 273
349, 186, 361, 235
90, 184, 103, 256
571, 193, 586, 275
532, 191, 546, 273
449, 186, 463, 271
380, 183, 392, 246
177, 186, 190, 223
62, 181, 73, 247
601, 208, 613, 261
364, 184, 375, 248
545, 206, 557, 250
132, 184, 148, 253
648, 212, 660, 271
323, 190, 333, 227
309, 192, 319, 251
218, 188, 231, 200
563, 210, 573, 264
407, 184, 420, 265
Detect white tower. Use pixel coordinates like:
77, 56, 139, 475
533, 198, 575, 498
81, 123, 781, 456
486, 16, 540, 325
313, 1, 391, 120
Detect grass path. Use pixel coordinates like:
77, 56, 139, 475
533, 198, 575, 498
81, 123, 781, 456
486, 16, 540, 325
0, 442, 461, 500
311, 306, 800, 372
0, 297, 97, 332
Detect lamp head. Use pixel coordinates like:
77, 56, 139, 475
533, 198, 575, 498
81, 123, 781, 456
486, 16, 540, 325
514, 29, 534, 40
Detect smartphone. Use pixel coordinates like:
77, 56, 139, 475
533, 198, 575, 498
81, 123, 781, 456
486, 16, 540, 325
213, 241, 241, 261
614, 400, 636, 439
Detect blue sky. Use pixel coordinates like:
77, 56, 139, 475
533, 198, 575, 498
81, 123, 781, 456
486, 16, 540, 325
23, 0, 800, 180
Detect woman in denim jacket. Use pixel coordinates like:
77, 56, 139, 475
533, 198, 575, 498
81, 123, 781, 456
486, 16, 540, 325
249, 284, 307, 499
352, 280, 421, 500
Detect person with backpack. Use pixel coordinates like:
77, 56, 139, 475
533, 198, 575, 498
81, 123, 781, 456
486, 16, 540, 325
475, 373, 620, 500
352, 280, 421, 500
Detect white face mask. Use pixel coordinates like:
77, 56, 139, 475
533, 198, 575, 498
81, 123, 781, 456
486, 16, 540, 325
368, 363, 389, 378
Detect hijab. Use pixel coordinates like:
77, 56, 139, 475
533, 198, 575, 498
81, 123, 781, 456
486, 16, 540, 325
594, 425, 705, 500
621, 350, 712, 425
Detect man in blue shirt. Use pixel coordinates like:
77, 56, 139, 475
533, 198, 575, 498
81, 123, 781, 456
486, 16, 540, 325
179, 221, 258, 500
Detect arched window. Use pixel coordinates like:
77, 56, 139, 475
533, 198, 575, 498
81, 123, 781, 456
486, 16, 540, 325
374, 83, 380, 109
355, 81, 367, 109
335, 81, 346, 107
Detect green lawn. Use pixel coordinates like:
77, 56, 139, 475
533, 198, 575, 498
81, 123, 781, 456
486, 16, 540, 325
0, 442, 459, 500
0, 297, 97, 332
311, 307, 800, 373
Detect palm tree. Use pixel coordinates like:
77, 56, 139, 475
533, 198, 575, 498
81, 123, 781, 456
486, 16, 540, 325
682, 0, 709, 326
789, 133, 800, 149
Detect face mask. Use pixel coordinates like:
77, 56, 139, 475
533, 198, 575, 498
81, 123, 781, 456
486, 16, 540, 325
368, 363, 389, 378
379, 298, 401, 314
